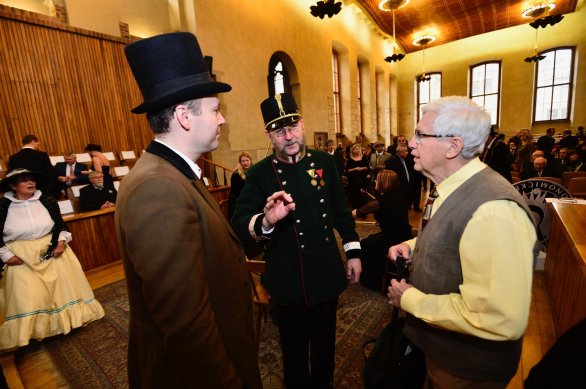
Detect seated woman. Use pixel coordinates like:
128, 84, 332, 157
85, 143, 112, 185
0, 169, 104, 351
352, 170, 412, 292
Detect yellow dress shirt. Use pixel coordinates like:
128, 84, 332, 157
402, 158, 536, 341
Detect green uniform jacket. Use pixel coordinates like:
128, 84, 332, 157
233, 149, 361, 306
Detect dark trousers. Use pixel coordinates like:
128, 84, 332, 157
275, 297, 338, 389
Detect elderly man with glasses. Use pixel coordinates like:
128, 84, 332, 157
233, 93, 361, 389
387, 96, 538, 389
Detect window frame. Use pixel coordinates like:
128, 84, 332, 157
533, 46, 575, 123
332, 50, 342, 134
469, 60, 501, 126
357, 62, 363, 133
416, 72, 442, 123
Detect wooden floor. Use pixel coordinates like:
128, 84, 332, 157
1, 205, 558, 388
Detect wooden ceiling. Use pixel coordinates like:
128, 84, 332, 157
352, 0, 578, 53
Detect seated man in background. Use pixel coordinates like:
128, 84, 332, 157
521, 156, 560, 180
55, 152, 89, 192
79, 171, 117, 211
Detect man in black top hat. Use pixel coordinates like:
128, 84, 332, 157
116, 32, 261, 389
232, 93, 362, 388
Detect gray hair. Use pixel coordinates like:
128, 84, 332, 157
422, 96, 491, 160
89, 171, 104, 179
396, 145, 408, 153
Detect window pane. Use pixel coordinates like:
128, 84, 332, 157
485, 63, 499, 94
535, 87, 553, 121
551, 85, 569, 120
471, 65, 485, 96
274, 72, 284, 94
419, 82, 430, 104
430, 74, 441, 100
484, 94, 498, 125
472, 96, 484, 107
554, 49, 572, 85
537, 53, 554, 87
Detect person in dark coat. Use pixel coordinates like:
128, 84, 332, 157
8, 134, 59, 198
353, 170, 412, 291
117, 32, 261, 389
521, 157, 561, 180
227, 152, 253, 219
558, 129, 579, 149
345, 143, 370, 210
54, 152, 89, 192
325, 139, 345, 177
483, 129, 512, 182
385, 145, 421, 211
79, 171, 117, 212
233, 93, 361, 389
536, 127, 556, 157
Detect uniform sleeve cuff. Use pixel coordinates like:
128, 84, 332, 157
249, 213, 271, 241
344, 241, 361, 260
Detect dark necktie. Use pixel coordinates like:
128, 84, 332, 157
421, 186, 439, 230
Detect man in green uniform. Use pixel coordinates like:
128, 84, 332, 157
233, 93, 362, 389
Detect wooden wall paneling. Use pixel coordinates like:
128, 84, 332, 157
0, 21, 17, 156
0, 9, 154, 160
544, 203, 586, 336
3, 20, 23, 154
64, 209, 121, 271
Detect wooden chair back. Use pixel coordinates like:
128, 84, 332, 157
567, 177, 586, 198
119, 151, 138, 169
66, 184, 88, 213
244, 258, 269, 351
537, 177, 562, 185
562, 171, 586, 188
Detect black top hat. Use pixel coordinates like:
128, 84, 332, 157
0, 168, 48, 192
260, 93, 302, 131
125, 32, 231, 114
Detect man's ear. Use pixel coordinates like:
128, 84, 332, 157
175, 105, 191, 130
445, 137, 464, 159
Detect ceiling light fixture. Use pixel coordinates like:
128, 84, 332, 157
522, 2, 556, 18
413, 34, 435, 82
378, 0, 410, 12
413, 34, 436, 46
384, 3, 406, 63
310, 0, 342, 19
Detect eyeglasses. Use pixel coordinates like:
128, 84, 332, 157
414, 129, 454, 144
272, 123, 300, 138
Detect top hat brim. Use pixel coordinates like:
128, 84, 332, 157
131, 81, 231, 114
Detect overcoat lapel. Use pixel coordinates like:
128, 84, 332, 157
145, 141, 240, 242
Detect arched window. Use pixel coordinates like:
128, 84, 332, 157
534, 47, 574, 122
470, 61, 501, 125
268, 55, 291, 96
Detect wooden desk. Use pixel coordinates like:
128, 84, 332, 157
63, 208, 120, 271
545, 202, 586, 336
